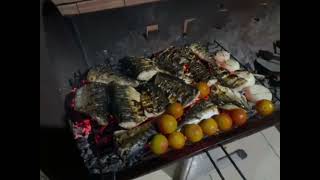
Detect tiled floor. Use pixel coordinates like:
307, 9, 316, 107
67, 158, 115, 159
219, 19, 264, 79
134, 126, 280, 180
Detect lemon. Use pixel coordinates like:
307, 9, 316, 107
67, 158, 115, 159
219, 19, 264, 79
157, 114, 177, 134
182, 124, 203, 143
167, 103, 184, 119
150, 134, 168, 155
168, 131, 186, 150
199, 118, 219, 136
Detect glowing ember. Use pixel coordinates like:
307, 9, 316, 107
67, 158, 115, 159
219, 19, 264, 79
183, 64, 190, 73
73, 119, 92, 139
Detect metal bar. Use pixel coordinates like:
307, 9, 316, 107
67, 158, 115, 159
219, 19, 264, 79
219, 145, 247, 180
204, 150, 225, 180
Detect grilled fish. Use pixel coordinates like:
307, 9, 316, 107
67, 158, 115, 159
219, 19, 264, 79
114, 121, 157, 161
153, 73, 200, 107
178, 100, 219, 129
207, 63, 248, 89
74, 83, 110, 126
210, 84, 250, 110
154, 47, 192, 81
138, 82, 169, 118
87, 64, 139, 87
120, 57, 159, 81
188, 43, 248, 89
188, 59, 217, 84
189, 43, 213, 63
109, 82, 147, 129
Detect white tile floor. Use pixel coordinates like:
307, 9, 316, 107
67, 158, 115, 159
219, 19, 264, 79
134, 126, 280, 180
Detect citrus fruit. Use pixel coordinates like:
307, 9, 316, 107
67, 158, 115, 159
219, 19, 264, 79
182, 124, 203, 143
229, 108, 248, 126
157, 114, 177, 134
197, 82, 210, 98
168, 131, 186, 150
256, 99, 275, 116
199, 118, 219, 136
167, 103, 184, 119
215, 113, 233, 132
150, 134, 168, 155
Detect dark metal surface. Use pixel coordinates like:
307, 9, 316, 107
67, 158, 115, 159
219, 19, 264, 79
70, 0, 230, 67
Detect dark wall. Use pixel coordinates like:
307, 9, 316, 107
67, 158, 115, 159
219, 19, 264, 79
40, 1, 89, 179
71, 0, 230, 67
70, 0, 279, 68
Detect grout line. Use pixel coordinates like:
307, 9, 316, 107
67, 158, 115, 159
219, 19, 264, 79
260, 131, 280, 159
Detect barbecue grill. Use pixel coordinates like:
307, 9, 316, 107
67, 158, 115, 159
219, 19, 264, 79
40, 0, 280, 179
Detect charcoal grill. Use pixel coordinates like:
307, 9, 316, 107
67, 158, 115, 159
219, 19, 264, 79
40, 0, 280, 179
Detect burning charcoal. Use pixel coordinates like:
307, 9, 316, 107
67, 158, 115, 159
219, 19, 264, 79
100, 153, 124, 173
126, 149, 150, 167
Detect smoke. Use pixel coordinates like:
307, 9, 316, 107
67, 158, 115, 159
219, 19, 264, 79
207, 3, 280, 67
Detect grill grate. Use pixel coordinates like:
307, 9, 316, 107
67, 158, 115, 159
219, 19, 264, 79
68, 40, 280, 180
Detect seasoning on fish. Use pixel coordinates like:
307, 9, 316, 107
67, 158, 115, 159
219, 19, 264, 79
154, 47, 184, 76
153, 47, 195, 84
114, 121, 157, 161
189, 43, 213, 63
138, 82, 169, 118
87, 64, 139, 87
233, 70, 256, 91
178, 100, 219, 129
74, 83, 110, 126
188, 60, 217, 83
210, 84, 251, 110
153, 72, 200, 107
109, 82, 147, 129
120, 57, 159, 81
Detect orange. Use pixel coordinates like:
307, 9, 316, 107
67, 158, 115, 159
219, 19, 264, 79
197, 82, 210, 98
256, 99, 274, 116
157, 114, 177, 134
168, 131, 186, 150
150, 134, 168, 155
199, 118, 219, 136
229, 108, 248, 126
167, 103, 184, 119
215, 113, 233, 132
182, 124, 203, 143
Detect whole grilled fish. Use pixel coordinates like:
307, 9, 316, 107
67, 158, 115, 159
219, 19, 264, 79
109, 82, 147, 129
120, 57, 159, 81
153, 73, 200, 107
138, 82, 169, 118
87, 64, 139, 87
210, 84, 250, 110
178, 100, 219, 129
114, 121, 157, 161
74, 83, 110, 126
